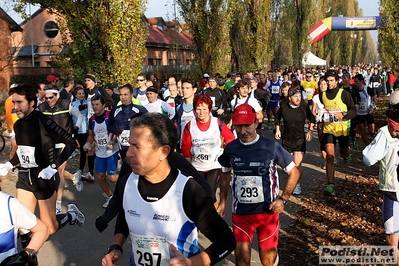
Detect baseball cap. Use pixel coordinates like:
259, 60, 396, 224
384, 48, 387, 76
46, 74, 59, 83
105, 83, 118, 90
146, 86, 159, 94
203, 73, 210, 78
232, 104, 256, 126
342, 72, 351, 79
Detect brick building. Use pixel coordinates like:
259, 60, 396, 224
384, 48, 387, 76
11, 8, 194, 77
0, 8, 22, 91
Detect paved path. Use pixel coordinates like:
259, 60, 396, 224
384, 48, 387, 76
0, 127, 329, 265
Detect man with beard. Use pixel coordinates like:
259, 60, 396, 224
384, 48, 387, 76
275, 85, 315, 195
0, 84, 85, 247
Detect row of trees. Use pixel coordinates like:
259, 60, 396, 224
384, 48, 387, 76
11, 0, 392, 83
379, 0, 399, 73
179, 0, 379, 75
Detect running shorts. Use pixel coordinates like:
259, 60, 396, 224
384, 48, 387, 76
268, 100, 279, 110
322, 133, 349, 149
95, 152, 119, 176
232, 212, 279, 250
282, 137, 306, 153
353, 114, 374, 125
382, 194, 399, 234
16, 168, 58, 200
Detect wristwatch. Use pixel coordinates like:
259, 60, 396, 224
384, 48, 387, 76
50, 163, 57, 169
24, 248, 37, 263
107, 244, 123, 254
279, 197, 288, 205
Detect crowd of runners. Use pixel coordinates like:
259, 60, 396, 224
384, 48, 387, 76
0, 64, 399, 265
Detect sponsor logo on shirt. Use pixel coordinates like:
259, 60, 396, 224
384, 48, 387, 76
249, 162, 264, 167
127, 210, 141, 218
234, 157, 241, 162
153, 211, 176, 222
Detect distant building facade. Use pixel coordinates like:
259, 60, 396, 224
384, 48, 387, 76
11, 8, 195, 77
0, 8, 22, 91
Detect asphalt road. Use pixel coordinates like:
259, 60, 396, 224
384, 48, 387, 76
0, 127, 328, 266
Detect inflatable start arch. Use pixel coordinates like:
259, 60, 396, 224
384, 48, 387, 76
309, 16, 383, 44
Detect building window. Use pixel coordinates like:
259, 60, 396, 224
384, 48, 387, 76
44, 21, 59, 38
33, 62, 40, 67
168, 59, 174, 66
155, 59, 161, 65
148, 58, 154, 65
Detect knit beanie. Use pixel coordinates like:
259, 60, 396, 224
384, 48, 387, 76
85, 73, 97, 83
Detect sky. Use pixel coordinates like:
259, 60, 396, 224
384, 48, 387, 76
2, 0, 380, 43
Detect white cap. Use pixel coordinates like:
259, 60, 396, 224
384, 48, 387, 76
389, 90, 399, 105
203, 73, 210, 78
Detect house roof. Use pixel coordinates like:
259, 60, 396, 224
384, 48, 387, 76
16, 9, 192, 48
147, 26, 192, 47
147, 17, 165, 26
19, 8, 50, 26
0, 7, 23, 32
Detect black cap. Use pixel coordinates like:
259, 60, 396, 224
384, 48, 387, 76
105, 83, 118, 90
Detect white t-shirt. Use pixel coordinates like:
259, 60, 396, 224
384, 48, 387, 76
230, 96, 262, 112
312, 94, 325, 122
0, 192, 37, 262
145, 99, 176, 119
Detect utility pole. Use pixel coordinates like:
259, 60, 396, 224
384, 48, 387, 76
29, 4, 34, 67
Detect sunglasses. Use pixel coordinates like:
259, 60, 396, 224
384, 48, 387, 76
45, 96, 55, 100
306, 75, 312, 77
137, 79, 145, 82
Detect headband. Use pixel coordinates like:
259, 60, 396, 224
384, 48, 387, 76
288, 89, 301, 97
44, 89, 59, 94
388, 117, 399, 131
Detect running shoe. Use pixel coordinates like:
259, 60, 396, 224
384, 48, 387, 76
321, 162, 326, 170
324, 184, 336, 196
56, 202, 62, 215
344, 155, 351, 164
103, 195, 113, 208
293, 184, 301, 195
81, 172, 95, 183
352, 139, 358, 150
72, 171, 84, 192
68, 148, 80, 159
273, 254, 279, 266
67, 202, 85, 226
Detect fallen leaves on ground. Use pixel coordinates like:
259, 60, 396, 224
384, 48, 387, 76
278, 97, 390, 266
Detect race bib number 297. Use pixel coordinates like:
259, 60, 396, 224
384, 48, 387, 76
131, 233, 170, 266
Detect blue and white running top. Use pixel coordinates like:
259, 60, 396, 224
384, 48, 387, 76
0, 191, 37, 263
123, 172, 200, 265
218, 135, 295, 214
